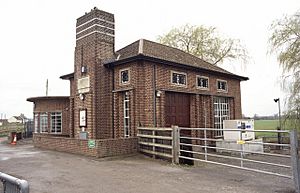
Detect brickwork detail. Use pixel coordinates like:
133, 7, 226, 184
73, 8, 115, 139
33, 98, 70, 136
112, 60, 243, 137
33, 133, 138, 158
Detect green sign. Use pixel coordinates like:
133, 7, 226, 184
88, 140, 96, 148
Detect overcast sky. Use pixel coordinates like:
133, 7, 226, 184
0, 0, 299, 119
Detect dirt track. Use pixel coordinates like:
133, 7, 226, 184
0, 138, 295, 193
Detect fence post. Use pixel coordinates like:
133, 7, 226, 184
172, 125, 179, 164
152, 129, 156, 159
0, 172, 29, 193
19, 179, 30, 193
290, 129, 300, 193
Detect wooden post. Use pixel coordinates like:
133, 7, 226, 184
290, 129, 300, 193
172, 125, 179, 164
152, 129, 156, 159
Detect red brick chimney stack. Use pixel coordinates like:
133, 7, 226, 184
73, 7, 115, 139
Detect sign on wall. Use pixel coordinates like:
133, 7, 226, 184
79, 109, 87, 127
77, 76, 90, 94
88, 139, 96, 148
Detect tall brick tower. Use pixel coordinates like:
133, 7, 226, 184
74, 7, 114, 139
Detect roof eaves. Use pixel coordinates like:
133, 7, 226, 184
27, 96, 70, 102
60, 73, 74, 80
105, 54, 248, 81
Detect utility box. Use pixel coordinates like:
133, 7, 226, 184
223, 119, 255, 141
79, 132, 88, 140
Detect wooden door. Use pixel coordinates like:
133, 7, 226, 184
165, 92, 190, 127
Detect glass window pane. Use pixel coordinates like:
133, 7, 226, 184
214, 97, 230, 136
121, 70, 129, 83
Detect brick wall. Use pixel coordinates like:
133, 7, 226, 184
112, 60, 243, 137
32, 97, 70, 136
33, 133, 138, 158
73, 8, 115, 139
97, 137, 138, 157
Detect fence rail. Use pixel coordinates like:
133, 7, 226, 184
0, 172, 29, 193
137, 126, 300, 193
137, 127, 173, 161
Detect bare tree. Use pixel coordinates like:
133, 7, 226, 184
158, 24, 248, 65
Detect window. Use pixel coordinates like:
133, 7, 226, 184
217, 80, 227, 92
171, 71, 187, 86
197, 76, 209, 89
124, 92, 130, 137
40, 113, 48, 133
214, 97, 230, 137
50, 112, 62, 133
34, 113, 39, 133
120, 69, 130, 84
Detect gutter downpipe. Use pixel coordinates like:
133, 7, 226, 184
153, 63, 157, 127
112, 65, 115, 138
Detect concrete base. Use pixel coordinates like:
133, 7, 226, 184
192, 146, 204, 166
216, 139, 263, 154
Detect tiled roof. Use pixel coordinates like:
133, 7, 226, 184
13, 116, 23, 121
111, 39, 248, 80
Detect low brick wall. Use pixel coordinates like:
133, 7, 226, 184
33, 134, 138, 158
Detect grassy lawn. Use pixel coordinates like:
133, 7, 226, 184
255, 120, 279, 130
254, 119, 294, 139
254, 120, 280, 138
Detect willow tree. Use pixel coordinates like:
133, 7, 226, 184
269, 11, 300, 129
158, 24, 248, 65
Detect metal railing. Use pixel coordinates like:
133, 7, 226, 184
137, 126, 300, 193
179, 128, 291, 175
177, 127, 300, 193
0, 172, 29, 193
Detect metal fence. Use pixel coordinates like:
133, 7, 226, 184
0, 172, 29, 193
137, 126, 300, 193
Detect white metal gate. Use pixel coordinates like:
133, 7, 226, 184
176, 127, 300, 192
137, 126, 300, 193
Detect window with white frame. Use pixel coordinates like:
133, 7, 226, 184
40, 113, 48, 133
120, 69, 130, 84
197, 76, 209, 89
34, 113, 39, 133
50, 112, 62, 133
171, 71, 187, 86
217, 80, 227, 92
124, 92, 130, 137
214, 97, 230, 136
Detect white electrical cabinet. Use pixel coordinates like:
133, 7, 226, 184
223, 119, 255, 141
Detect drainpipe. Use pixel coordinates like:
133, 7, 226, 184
153, 64, 157, 127
112, 67, 115, 138
204, 100, 207, 128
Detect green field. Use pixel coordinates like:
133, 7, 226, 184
254, 120, 279, 138
254, 119, 294, 138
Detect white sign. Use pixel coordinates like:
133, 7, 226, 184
77, 76, 90, 94
79, 109, 87, 127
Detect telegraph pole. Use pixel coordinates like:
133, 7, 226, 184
46, 79, 48, 96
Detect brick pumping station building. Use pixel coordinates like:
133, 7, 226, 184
27, 7, 248, 157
